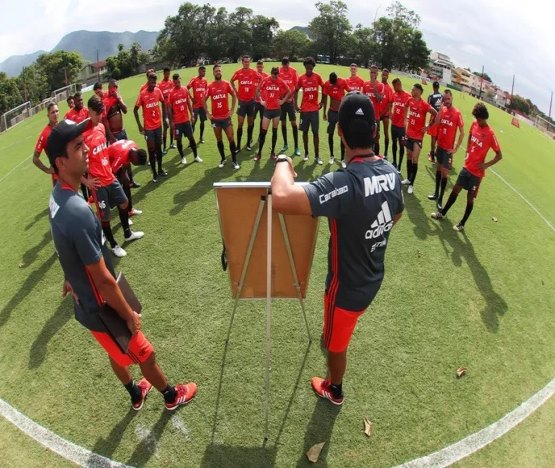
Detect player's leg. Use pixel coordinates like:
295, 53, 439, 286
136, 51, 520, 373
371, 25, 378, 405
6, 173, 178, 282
382, 116, 390, 158
236, 107, 245, 151
280, 104, 289, 152
327, 111, 337, 164
300, 113, 310, 160
438, 153, 452, 209
373, 125, 380, 155
312, 114, 321, 164
403, 141, 413, 185
246, 104, 255, 150
408, 140, 422, 192
175, 124, 186, 163
213, 125, 226, 166
429, 148, 444, 201
154, 128, 166, 177
255, 115, 270, 160
291, 111, 300, 156
270, 117, 279, 158
391, 127, 399, 168
162, 109, 170, 154
145, 132, 158, 181
224, 122, 238, 167
184, 123, 200, 162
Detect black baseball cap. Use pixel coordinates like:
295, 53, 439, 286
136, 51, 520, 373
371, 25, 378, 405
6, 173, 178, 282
339, 92, 375, 133
46, 118, 91, 164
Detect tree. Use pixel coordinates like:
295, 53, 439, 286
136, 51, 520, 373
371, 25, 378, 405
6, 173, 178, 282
251, 15, 280, 59
509, 95, 531, 115
309, 1, 352, 63
35, 51, 83, 92
226, 7, 254, 61
0, 74, 23, 115
17, 64, 48, 104
349, 25, 375, 65
106, 42, 150, 79
272, 30, 311, 61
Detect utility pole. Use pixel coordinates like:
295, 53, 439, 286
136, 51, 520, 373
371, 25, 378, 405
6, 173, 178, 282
510, 74, 515, 104
96, 49, 100, 82
549, 91, 553, 120
478, 65, 484, 100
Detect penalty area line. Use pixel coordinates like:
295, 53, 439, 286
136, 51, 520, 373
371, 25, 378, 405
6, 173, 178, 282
0, 397, 131, 467
0, 155, 32, 184
396, 376, 555, 467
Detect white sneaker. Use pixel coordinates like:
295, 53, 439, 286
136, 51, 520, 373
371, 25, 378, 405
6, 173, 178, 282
315, 158, 323, 165
329, 157, 335, 165
233, 162, 240, 170
218, 159, 226, 168
124, 231, 144, 242
181, 156, 187, 165
303, 155, 309, 161
431, 212, 444, 220
129, 208, 142, 215
128, 218, 134, 226
341, 161, 347, 169
194, 155, 203, 163
401, 178, 410, 185
453, 223, 464, 232
407, 185, 414, 194
112, 245, 127, 257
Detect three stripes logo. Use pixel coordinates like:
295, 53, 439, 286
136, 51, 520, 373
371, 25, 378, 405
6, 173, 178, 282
365, 201, 393, 239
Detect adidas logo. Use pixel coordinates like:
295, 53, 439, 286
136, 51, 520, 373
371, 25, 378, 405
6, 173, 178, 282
365, 201, 393, 239
355, 107, 364, 116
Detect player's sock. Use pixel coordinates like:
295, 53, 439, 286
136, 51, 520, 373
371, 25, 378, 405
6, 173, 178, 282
237, 127, 243, 150
340, 141, 345, 161
230, 142, 238, 163
434, 171, 441, 196
126, 165, 135, 184
217, 140, 225, 160
247, 124, 254, 146
119, 208, 131, 238
441, 192, 458, 215
271, 127, 278, 154
102, 222, 117, 248
200, 122, 205, 141
410, 162, 418, 185
460, 201, 474, 226
176, 138, 184, 158
406, 159, 413, 180
384, 139, 389, 157
330, 383, 343, 399
162, 385, 177, 403
293, 125, 299, 148
258, 129, 268, 154
374, 140, 380, 155
399, 145, 405, 169
162, 130, 167, 151
328, 134, 334, 157
189, 138, 198, 158
392, 139, 398, 167
439, 177, 448, 204
157, 153, 163, 173
281, 125, 288, 146
124, 380, 142, 402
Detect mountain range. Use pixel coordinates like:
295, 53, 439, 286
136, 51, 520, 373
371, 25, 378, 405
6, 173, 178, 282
0, 30, 159, 77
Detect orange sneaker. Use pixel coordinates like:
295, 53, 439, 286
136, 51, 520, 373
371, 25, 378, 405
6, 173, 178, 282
165, 382, 198, 410
311, 377, 344, 405
132, 378, 153, 411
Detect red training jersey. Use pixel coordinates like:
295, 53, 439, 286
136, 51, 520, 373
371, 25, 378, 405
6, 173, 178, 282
259, 77, 289, 110
35, 124, 53, 155
255, 72, 269, 103
380, 82, 394, 116
231, 68, 260, 102
64, 107, 89, 123
362, 80, 385, 117
436, 105, 464, 151
406, 98, 432, 140
158, 79, 173, 103
108, 139, 139, 173
345, 75, 365, 92
187, 77, 208, 109
279, 66, 298, 103
83, 123, 115, 187
206, 80, 233, 120
168, 86, 192, 124
135, 87, 165, 131
391, 91, 412, 128
464, 122, 501, 178
323, 79, 347, 111
296, 73, 324, 112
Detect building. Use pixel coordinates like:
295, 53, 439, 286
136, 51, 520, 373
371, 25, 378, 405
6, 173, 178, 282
78, 60, 107, 84
429, 51, 455, 80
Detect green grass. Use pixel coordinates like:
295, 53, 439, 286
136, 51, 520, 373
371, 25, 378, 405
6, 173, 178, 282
0, 63, 553, 467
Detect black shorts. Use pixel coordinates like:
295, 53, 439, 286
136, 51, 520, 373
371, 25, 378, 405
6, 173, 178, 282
299, 111, 319, 134
263, 108, 281, 120
144, 127, 162, 146
95, 180, 127, 222
280, 102, 296, 122
405, 138, 422, 151
436, 147, 453, 170
327, 109, 339, 134
113, 129, 128, 141
456, 167, 482, 197
175, 121, 194, 139
193, 108, 207, 122
237, 100, 256, 118
211, 118, 232, 130
254, 102, 265, 120
391, 125, 405, 140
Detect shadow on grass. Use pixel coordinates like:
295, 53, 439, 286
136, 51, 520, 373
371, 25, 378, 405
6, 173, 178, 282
126, 411, 173, 467
201, 444, 277, 468
0, 253, 57, 328
24, 207, 49, 231
19, 230, 51, 269
28, 298, 73, 369
295, 399, 341, 467
88, 409, 136, 464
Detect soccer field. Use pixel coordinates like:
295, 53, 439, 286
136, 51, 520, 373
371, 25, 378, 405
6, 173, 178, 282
0, 63, 553, 467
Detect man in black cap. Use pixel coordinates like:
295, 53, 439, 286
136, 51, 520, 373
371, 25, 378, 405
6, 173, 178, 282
271, 91, 404, 405
46, 119, 198, 411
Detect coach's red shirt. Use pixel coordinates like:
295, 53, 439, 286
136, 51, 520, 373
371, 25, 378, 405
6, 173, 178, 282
206, 80, 233, 120
135, 87, 165, 130
296, 73, 324, 112
168, 86, 192, 124
406, 98, 432, 140
465, 122, 501, 178
231, 68, 260, 102
83, 123, 115, 187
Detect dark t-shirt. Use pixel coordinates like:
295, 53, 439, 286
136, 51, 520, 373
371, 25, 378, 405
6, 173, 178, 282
49, 183, 115, 331
304, 158, 404, 310
428, 92, 443, 112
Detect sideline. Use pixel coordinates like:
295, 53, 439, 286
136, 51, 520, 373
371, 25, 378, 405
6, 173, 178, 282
1, 377, 554, 467
0, 398, 131, 467
396, 377, 555, 467
0, 155, 32, 184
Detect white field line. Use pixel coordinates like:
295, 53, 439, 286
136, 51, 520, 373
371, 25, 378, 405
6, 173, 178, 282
0, 154, 32, 184
396, 377, 555, 467
490, 168, 555, 233
0, 398, 132, 467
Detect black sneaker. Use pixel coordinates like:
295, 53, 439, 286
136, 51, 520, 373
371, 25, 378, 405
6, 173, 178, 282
130, 181, 141, 189
427, 193, 438, 200
159, 170, 168, 177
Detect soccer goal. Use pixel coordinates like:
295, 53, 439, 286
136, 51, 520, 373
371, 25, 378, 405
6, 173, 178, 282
0, 101, 31, 132
51, 83, 78, 104
534, 115, 555, 138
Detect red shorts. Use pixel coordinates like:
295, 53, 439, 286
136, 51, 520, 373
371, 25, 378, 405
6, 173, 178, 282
91, 330, 154, 367
323, 293, 365, 353
427, 124, 438, 137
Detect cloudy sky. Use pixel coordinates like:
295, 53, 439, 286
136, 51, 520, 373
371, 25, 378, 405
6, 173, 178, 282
1, 0, 554, 113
